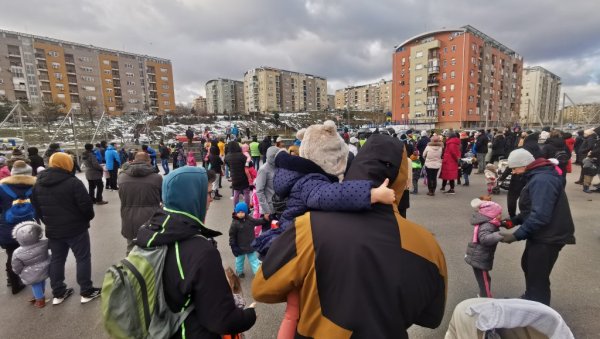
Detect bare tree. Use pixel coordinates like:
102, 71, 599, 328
80, 98, 98, 127
38, 101, 65, 133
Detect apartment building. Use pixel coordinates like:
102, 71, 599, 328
519, 66, 561, 125
392, 25, 524, 128
205, 78, 244, 114
561, 103, 600, 125
335, 79, 393, 113
243, 66, 327, 113
192, 96, 207, 114
0, 29, 175, 115
327, 94, 335, 111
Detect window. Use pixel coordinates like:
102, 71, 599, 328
48, 51, 59, 57
449, 109, 454, 116
103, 60, 110, 65
127, 89, 136, 95
126, 81, 135, 86
52, 62, 60, 69
54, 73, 63, 80
470, 69, 474, 77
78, 56, 91, 62
125, 72, 134, 77
450, 84, 455, 91
451, 45, 456, 52
163, 101, 170, 106
415, 64, 423, 70
415, 76, 423, 82
401, 57, 406, 65
103, 70, 111, 75
108, 97, 114, 103
85, 96, 97, 101
83, 86, 95, 91
105, 79, 112, 84
160, 76, 168, 81
57, 93, 65, 99
469, 95, 474, 102
161, 93, 169, 97
451, 58, 456, 65
469, 83, 475, 90
415, 88, 422, 94
443, 60, 447, 67
108, 106, 115, 111
451, 71, 455, 79
160, 68, 168, 73
415, 100, 422, 106
415, 51, 424, 58
80, 66, 93, 72
442, 98, 446, 104
441, 85, 446, 93
442, 73, 447, 80
161, 84, 169, 90
444, 47, 447, 53
106, 88, 113, 93
469, 109, 473, 115
449, 97, 454, 104
128, 99, 139, 104
81, 76, 95, 82
56, 84, 64, 91
125, 63, 134, 69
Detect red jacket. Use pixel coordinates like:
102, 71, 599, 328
565, 138, 575, 173
439, 137, 461, 180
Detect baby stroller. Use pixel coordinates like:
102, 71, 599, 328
496, 159, 511, 192
445, 298, 574, 339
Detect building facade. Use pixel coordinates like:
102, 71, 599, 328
519, 66, 561, 125
0, 29, 175, 115
205, 78, 244, 114
327, 94, 335, 111
243, 66, 327, 113
392, 25, 523, 128
561, 103, 600, 125
334, 79, 393, 113
192, 96, 207, 114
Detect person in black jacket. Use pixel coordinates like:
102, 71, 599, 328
31, 152, 101, 305
258, 136, 271, 165
575, 129, 598, 184
225, 141, 250, 208
522, 132, 543, 159
475, 130, 489, 173
135, 167, 257, 339
573, 130, 584, 165
208, 145, 224, 199
490, 133, 506, 163
27, 147, 45, 176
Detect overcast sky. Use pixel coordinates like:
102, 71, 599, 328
2, 0, 599, 105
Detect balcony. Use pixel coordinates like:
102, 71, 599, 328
66, 66, 76, 74
427, 78, 439, 86
40, 85, 51, 92
68, 76, 78, 85
146, 68, 155, 74
35, 53, 46, 60
64, 55, 75, 64
428, 66, 440, 74
426, 103, 437, 110
14, 85, 27, 91
37, 62, 48, 70
8, 52, 21, 58
39, 75, 50, 82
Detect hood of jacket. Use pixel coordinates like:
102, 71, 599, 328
0, 174, 36, 186
107, 145, 116, 151
545, 137, 566, 149
162, 166, 209, 223
445, 137, 460, 146
12, 221, 42, 246
470, 212, 493, 226
428, 141, 443, 147
266, 146, 280, 166
27, 147, 39, 156
122, 161, 156, 177
36, 167, 73, 186
345, 134, 406, 205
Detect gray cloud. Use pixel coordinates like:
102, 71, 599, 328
2, 0, 599, 104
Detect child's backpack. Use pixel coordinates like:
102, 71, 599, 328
101, 245, 194, 339
554, 150, 570, 167
0, 185, 35, 224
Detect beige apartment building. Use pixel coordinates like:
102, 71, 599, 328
519, 66, 561, 125
244, 66, 327, 113
0, 29, 175, 115
192, 96, 207, 114
561, 103, 600, 125
335, 79, 392, 113
205, 78, 244, 114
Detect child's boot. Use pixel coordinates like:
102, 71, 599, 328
34, 298, 46, 308
583, 185, 591, 193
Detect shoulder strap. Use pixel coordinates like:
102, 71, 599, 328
0, 185, 17, 199
24, 187, 33, 198
472, 224, 480, 243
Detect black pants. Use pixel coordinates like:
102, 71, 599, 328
87, 179, 104, 202
108, 169, 118, 189
441, 180, 455, 190
425, 167, 439, 192
1, 244, 21, 289
48, 231, 93, 297
521, 241, 564, 306
473, 267, 493, 297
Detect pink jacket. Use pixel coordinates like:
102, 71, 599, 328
186, 151, 197, 166
0, 166, 10, 180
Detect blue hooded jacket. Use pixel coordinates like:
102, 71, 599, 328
104, 145, 121, 171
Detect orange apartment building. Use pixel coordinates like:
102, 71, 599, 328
392, 25, 523, 129
0, 29, 175, 115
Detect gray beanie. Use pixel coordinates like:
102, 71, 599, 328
11, 160, 32, 176
507, 149, 535, 168
300, 120, 348, 179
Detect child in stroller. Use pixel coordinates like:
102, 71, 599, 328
496, 159, 511, 192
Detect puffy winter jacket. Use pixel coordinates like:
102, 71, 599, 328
31, 168, 94, 239
81, 150, 103, 181
423, 142, 443, 169
229, 214, 266, 255
255, 147, 279, 215
11, 222, 50, 285
104, 145, 121, 171
0, 175, 36, 246
464, 213, 503, 271
475, 134, 489, 154
224, 143, 249, 191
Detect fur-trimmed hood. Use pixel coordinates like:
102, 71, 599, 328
0, 175, 36, 186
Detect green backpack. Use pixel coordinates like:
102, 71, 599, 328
101, 244, 194, 339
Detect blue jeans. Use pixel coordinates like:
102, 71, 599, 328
252, 156, 261, 170
32, 280, 46, 299
235, 252, 261, 275
161, 158, 170, 175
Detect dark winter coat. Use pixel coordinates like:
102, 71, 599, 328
578, 134, 597, 158
118, 161, 162, 240
229, 214, 266, 256
522, 133, 543, 159
504, 132, 518, 155
81, 149, 103, 181
465, 213, 503, 271
224, 143, 249, 191
252, 134, 447, 339
258, 137, 271, 157
417, 135, 430, 157
491, 134, 506, 157
0, 175, 36, 246
512, 159, 576, 245
208, 147, 223, 175
475, 134, 489, 154
543, 137, 570, 172
439, 137, 461, 180
31, 168, 94, 239
27, 148, 45, 176
135, 166, 256, 339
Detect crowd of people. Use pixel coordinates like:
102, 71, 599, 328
0, 122, 597, 338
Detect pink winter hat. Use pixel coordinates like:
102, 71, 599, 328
478, 201, 502, 219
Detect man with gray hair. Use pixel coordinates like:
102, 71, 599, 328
118, 152, 162, 254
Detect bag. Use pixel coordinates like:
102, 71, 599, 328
554, 150, 570, 166
102, 244, 194, 339
0, 185, 35, 224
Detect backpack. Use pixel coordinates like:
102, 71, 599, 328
0, 185, 35, 224
101, 244, 194, 339
554, 150, 570, 166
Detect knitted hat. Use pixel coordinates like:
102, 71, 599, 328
421, 130, 428, 137
11, 160, 32, 176
234, 202, 248, 214
507, 148, 535, 168
478, 201, 503, 219
299, 120, 348, 179
49, 152, 74, 172
584, 128, 595, 137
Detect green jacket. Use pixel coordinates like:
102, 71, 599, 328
250, 142, 260, 157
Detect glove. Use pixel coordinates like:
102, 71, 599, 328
501, 219, 514, 229
499, 232, 517, 244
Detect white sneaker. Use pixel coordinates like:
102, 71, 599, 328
52, 287, 74, 305
81, 287, 102, 304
